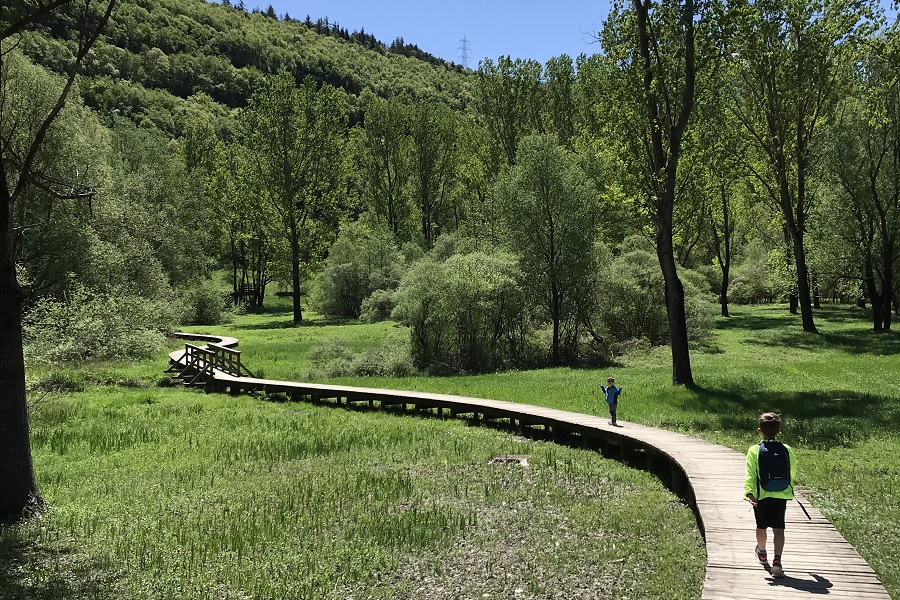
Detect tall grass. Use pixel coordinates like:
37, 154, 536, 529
182, 300, 899, 597
6, 384, 702, 599
14, 300, 898, 598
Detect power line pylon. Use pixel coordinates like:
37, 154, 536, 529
458, 36, 471, 68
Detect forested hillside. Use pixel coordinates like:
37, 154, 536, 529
19, 0, 473, 136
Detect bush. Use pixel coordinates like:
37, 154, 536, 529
310, 220, 405, 318
180, 285, 231, 325
359, 289, 395, 323
597, 249, 669, 344
392, 251, 530, 373
23, 283, 180, 365
592, 248, 716, 350
728, 241, 784, 304
306, 334, 415, 378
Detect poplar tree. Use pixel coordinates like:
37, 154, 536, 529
239, 74, 348, 323
725, 0, 876, 332
598, 0, 714, 384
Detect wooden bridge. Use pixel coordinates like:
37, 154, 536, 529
168, 333, 891, 600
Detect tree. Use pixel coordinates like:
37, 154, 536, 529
823, 31, 900, 331
456, 116, 504, 246
1, 0, 115, 520
694, 74, 749, 317
474, 56, 544, 165
542, 55, 577, 148
408, 100, 458, 248
494, 134, 599, 364
11, 58, 110, 302
310, 219, 404, 318
725, 0, 875, 333
356, 95, 410, 238
392, 250, 527, 373
239, 73, 348, 323
186, 118, 273, 307
598, 0, 710, 384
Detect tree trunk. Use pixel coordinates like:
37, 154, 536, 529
863, 253, 883, 332
658, 219, 693, 385
719, 185, 731, 318
0, 190, 43, 520
811, 273, 821, 309
550, 281, 560, 365
291, 228, 303, 323
881, 242, 894, 331
783, 218, 816, 332
720, 275, 730, 317
793, 242, 815, 332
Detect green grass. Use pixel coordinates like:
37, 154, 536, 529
10, 300, 899, 598
7, 309, 703, 599
183, 300, 900, 597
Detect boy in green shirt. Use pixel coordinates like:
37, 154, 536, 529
744, 412, 798, 579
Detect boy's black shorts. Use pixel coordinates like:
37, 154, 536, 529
753, 498, 788, 530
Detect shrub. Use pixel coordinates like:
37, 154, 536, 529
180, 285, 231, 325
23, 283, 180, 365
310, 220, 405, 318
359, 289, 395, 323
728, 241, 784, 304
597, 249, 669, 344
592, 248, 716, 350
306, 334, 415, 378
392, 251, 530, 372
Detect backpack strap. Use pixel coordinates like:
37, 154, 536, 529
756, 441, 763, 498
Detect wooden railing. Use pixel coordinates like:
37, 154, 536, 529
206, 342, 254, 377
167, 335, 254, 384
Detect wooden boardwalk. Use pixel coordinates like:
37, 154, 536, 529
168, 333, 892, 600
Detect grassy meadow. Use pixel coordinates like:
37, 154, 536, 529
183, 299, 900, 597
5, 299, 899, 599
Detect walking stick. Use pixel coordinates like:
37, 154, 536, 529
798, 500, 812, 520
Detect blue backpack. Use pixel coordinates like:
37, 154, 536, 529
757, 441, 791, 493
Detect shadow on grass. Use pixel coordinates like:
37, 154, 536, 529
716, 311, 799, 331
0, 526, 113, 599
231, 316, 360, 331
675, 383, 900, 449
717, 305, 900, 355
240, 303, 293, 316
744, 329, 900, 356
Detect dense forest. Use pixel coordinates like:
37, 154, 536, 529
5, 0, 900, 376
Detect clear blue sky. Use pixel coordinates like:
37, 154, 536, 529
253, 1, 613, 66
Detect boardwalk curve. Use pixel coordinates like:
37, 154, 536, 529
168, 333, 891, 600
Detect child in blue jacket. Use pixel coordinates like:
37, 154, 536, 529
600, 377, 621, 425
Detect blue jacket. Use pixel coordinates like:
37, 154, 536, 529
600, 385, 621, 405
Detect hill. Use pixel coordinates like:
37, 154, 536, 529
19, 0, 474, 135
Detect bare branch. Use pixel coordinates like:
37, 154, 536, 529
10, 1, 116, 205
